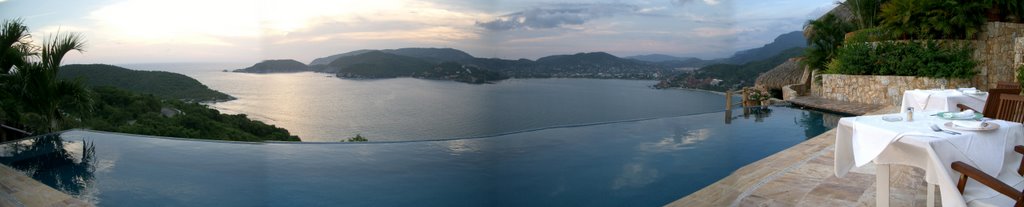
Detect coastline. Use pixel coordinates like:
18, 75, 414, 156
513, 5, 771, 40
667, 87, 732, 96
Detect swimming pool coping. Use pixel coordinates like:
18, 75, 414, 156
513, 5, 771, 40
0, 164, 93, 207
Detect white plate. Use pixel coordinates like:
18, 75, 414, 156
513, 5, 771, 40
944, 122, 999, 131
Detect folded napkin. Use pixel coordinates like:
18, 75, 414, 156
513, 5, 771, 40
944, 109, 976, 119
953, 120, 985, 129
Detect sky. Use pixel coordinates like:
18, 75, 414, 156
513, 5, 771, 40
0, 0, 837, 64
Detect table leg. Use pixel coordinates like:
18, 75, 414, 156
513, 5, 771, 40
877, 164, 890, 207
926, 184, 935, 207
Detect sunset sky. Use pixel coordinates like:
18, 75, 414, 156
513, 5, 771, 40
1, 0, 836, 64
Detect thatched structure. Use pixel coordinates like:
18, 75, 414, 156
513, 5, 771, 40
755, 58, 805, 91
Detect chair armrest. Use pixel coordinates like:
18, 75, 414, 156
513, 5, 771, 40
951, 161, 1021, 199
1017, 146, 1024, 176
956, 104, 976, 112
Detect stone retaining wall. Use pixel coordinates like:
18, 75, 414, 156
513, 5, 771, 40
974, 22, 1024, 90
818, 74, 972, 106
782, 84, 804, 100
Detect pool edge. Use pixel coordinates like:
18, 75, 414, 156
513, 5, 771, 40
0, 164, 94, 207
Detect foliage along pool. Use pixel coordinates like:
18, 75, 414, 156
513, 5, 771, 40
0, 106, 843, 206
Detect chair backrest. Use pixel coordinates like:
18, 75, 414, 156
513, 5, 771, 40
996, 94, 1024, 123
983, 88, 1022, 118
996, 81, 1019, 89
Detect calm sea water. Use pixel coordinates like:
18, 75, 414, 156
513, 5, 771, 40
1, 107, 840, 206
2, 62, 845, 206
118, 63, 727, 142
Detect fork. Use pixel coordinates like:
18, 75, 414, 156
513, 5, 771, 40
930, 124, 961, 135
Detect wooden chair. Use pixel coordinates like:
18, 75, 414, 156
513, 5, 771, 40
998, 81, 1020, 89
997, 94, 1024, 123
951, 146, 1024, 207
957, 88, 1022, 118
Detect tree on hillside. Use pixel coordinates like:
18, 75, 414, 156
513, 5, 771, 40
0, 19, 92, 133
804, 13, 854, 71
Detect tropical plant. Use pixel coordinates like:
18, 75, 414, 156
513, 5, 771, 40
847, 0, 888, 29
880, 0, 988, 39
804, 13, 855, 71
0, 19, 92, 132
0, 18, 35, 74
987, 0, 1024, 22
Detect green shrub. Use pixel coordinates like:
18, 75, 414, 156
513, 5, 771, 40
825, 40, 977, 79
880, 0, 987, 39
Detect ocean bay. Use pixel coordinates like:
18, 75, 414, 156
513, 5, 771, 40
120, 63, 727, 142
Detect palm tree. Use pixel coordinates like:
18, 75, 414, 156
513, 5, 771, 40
0, 18, 34, 74
1, 19, 91, 133
804, 13, 854, 70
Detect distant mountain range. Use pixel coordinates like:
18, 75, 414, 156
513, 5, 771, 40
309, 48, 474, 66
625, 31, 806, 68
234, 31, 806, 83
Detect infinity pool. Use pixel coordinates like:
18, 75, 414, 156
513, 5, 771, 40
0, 107, 843, 206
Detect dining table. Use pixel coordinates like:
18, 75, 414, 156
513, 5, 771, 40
901, 89, 988, 113
834, 111, 1024, 207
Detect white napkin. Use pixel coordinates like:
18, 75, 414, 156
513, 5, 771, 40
953, 120, 984, 129
944, 109, 976, 119
959, 87, 978, 93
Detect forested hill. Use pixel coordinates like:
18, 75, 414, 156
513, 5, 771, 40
233, 59, 308, 73
655, 47, 805, 91
58, 64, 232, 102
309, 48, 474, 65
627, 31, 806, 68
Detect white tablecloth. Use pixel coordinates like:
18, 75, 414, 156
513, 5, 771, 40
901, 89, 988, 114
835, 113, 1024, 207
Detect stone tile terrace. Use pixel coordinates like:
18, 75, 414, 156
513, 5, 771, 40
667, 106, 940, 207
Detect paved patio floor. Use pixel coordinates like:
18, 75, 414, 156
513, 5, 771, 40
667, 106, 943, 207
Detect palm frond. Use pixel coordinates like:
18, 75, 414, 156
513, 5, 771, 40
40, 31, 85, 72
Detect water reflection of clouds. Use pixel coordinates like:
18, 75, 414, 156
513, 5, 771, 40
637, 128, 712, 153
445, 139, 480, 155
611, 128, 712, 189
611, 163, 659, 189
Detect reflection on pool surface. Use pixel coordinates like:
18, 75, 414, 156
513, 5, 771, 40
0, 107, 844, 206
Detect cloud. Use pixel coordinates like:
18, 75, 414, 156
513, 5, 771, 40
476, 3, 641, 31
673, 0, 724, 6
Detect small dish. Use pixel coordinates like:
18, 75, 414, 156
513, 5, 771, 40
944, 122, 999, 131
882, 115, 903, 122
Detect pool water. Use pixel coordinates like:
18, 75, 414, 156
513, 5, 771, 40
0, 107, 843, 206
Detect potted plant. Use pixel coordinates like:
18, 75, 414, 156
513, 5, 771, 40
747, 89, 770, 106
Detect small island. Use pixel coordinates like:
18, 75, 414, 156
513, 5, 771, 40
233, 59, 309, 73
